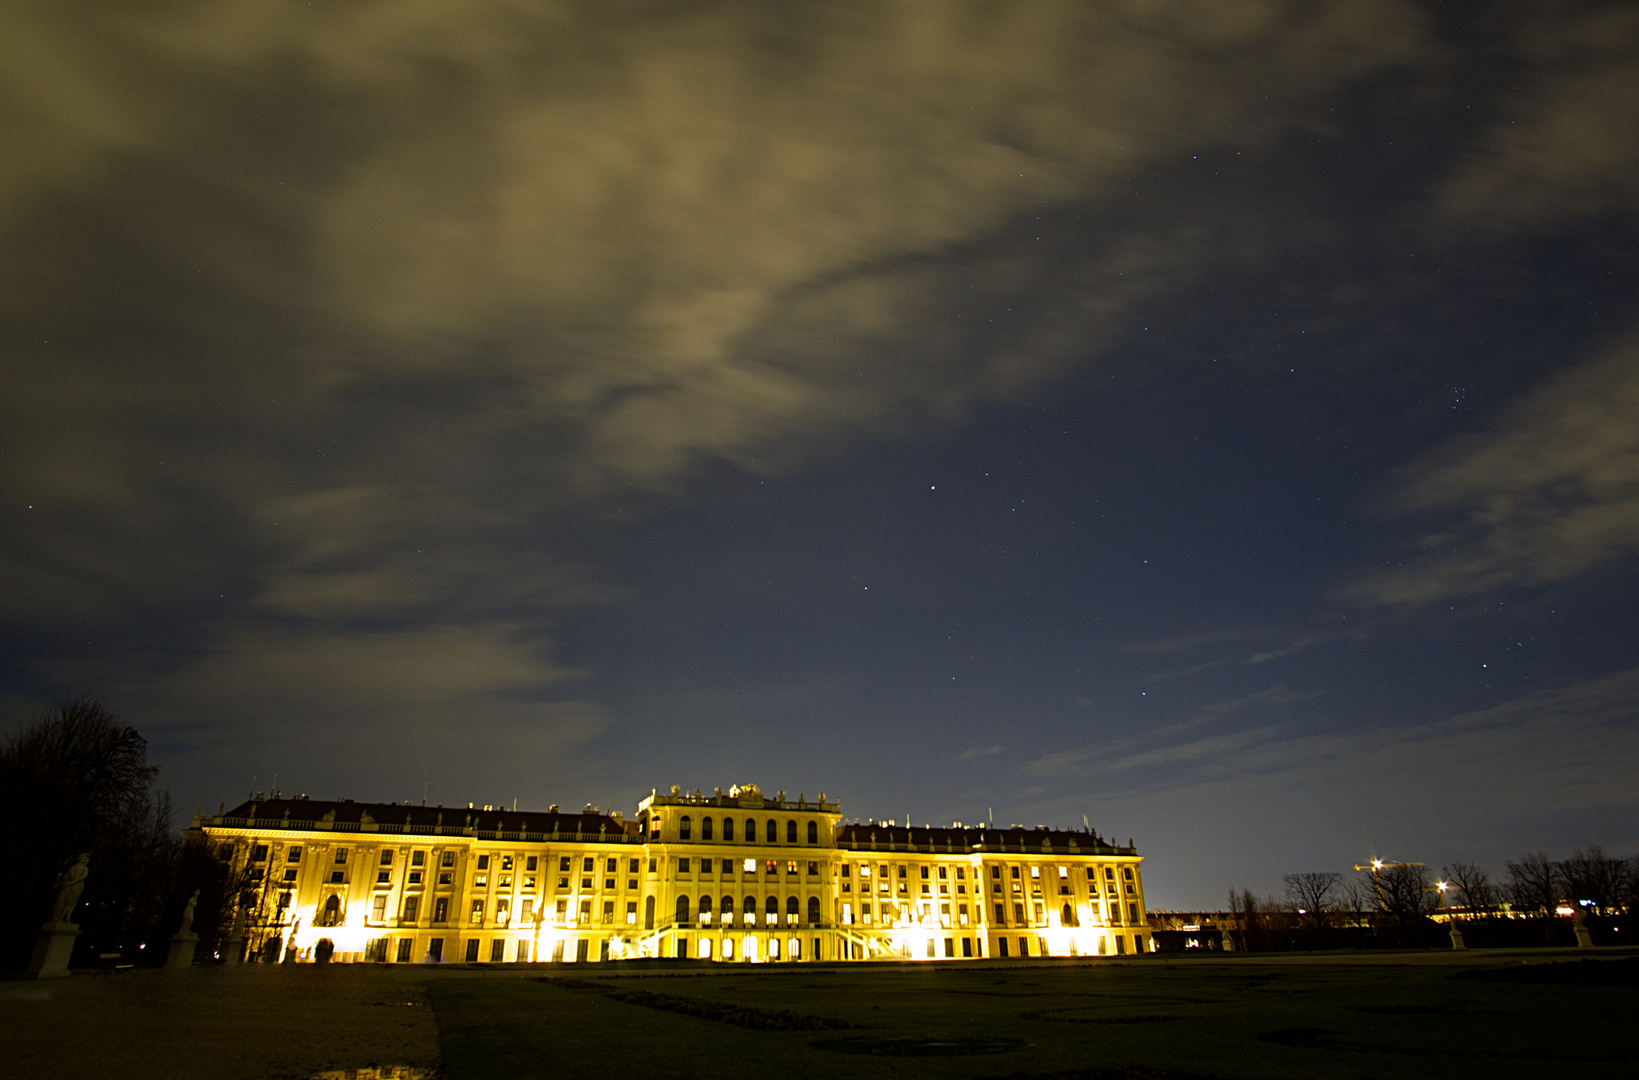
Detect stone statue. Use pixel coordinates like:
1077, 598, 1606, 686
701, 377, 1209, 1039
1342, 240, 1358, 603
51, 854, 90, 924
181, 889, 200, 934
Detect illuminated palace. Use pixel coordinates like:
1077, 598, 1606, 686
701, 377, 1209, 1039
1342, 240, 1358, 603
191, 783, 1148, 965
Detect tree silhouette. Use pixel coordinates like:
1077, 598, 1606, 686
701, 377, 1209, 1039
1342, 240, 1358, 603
0, 698, 176, 969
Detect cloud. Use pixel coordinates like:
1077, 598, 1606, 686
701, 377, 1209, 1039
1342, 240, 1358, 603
960, 745, 1003, 762
1354, 333, 1639, 605
1029, 686, 1302, 778
1433, 4, 1639, 232
0, 1, 1444, 777
1019, 668, 1639, 907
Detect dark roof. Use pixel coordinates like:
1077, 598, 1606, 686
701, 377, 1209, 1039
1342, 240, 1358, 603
204, 798, 641, 839
837, 822, 1136, 856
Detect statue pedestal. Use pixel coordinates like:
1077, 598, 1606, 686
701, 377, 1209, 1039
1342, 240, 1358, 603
167, 932, 199, 969
225, 932, 245, 965
26, 922, 80, 979
1448, 926, 1466, 950
1574, 924, 1594, 949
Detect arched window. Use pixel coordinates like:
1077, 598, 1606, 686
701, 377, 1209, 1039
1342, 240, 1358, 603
766, 819, 778, 843
808, 896, 821, 924
698, 895, 713, 921
679, 816, 691, 840
644, 895, 655, 930
743, 895, 757, 922
722, 895, 734, 923
807, 821, 819, 844
745, 818, 756, 842
1062, 902, 1075, 927
320, 894, 342, 927
701, 816, 713, 840
723, 817, 734, 842
786, 820, 797, 843
676, 895, 691, 924
786, 896, 800, 919
766, 896, 780, 917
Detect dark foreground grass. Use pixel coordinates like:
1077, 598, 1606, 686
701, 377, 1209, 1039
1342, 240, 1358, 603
428, 951, 1639, 1080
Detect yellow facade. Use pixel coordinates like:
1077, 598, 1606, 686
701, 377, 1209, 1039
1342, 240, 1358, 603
192, 782, 1147, 964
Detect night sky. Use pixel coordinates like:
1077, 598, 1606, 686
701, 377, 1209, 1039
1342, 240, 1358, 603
4, 1, 1637, 909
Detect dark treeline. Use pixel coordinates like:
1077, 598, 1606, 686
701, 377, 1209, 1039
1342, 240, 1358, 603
1221, 851, 1637, 952
0, 699, 239, 970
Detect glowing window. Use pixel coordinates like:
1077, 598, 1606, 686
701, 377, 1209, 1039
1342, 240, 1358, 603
743, 858, 756, 873
1031, 866, 1040, 879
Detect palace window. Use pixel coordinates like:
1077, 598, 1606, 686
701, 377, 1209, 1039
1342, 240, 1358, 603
698, 896, 713, 923
582, 857, 594, 872
478, 855, 489, 870
525, 856, 536, 871
745, 818, 756, 841
678, 857, 690, 873
288, 847, 303, 863
251, 845, 268, 863
921, 866, 930, 879
742, 858, 756, 873
408, 871, 421, 885
680, 816, 691, 840
470, 899, 484, 924
403, 897, 419, 923
377, 871, 391, 885
629, 858, 640, 873
787, 820, 797, 843
334, 849, 348, 864
808, 896, 821, 923
372, 895, 387, 921
701, 816, 713, 840
501, 856, 513, 871
808, 861, 819, 876
808, 821, 818, 843
766, 820, 778, 843
723, 818, 734, 841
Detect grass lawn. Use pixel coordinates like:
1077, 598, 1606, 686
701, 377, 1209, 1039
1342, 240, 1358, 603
428, 950, 1639, 1079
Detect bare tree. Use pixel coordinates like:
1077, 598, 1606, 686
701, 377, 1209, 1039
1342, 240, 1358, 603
1504, 852, 1558, 917
1558, 846, 1627, 914
1283, 872, 1342, 931
0, 698, 171, 969
1370, 863, 1439, 938
1442, 861, 1495, 918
